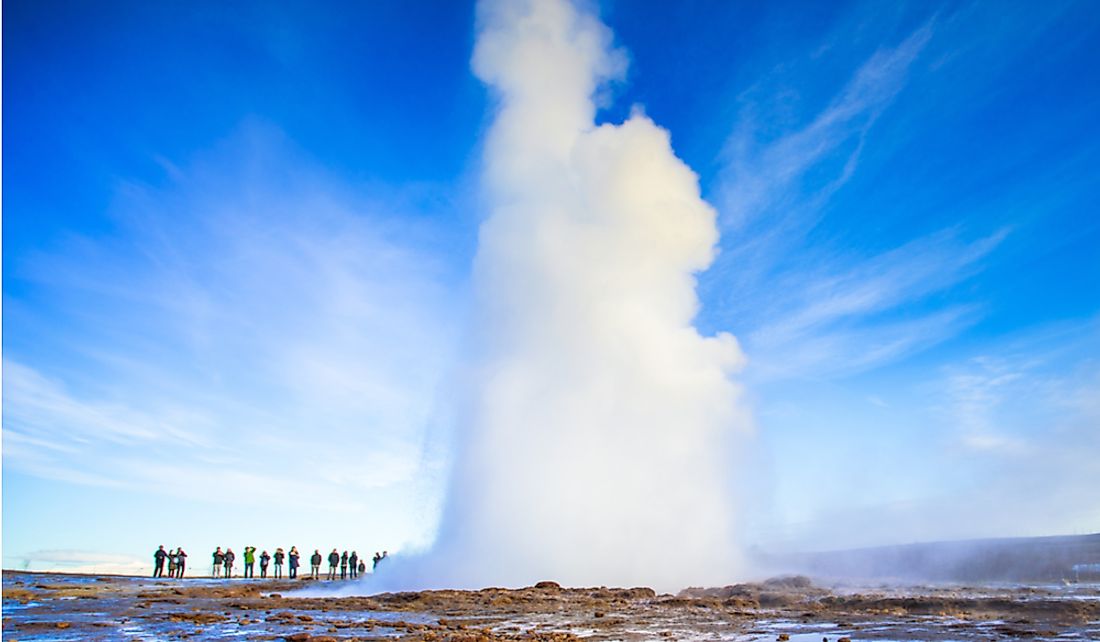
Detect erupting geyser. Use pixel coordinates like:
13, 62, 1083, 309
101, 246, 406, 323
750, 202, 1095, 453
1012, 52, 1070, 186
389, 0, 751, 592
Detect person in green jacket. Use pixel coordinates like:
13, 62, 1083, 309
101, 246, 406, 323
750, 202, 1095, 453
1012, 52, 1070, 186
243, 546, 256, 578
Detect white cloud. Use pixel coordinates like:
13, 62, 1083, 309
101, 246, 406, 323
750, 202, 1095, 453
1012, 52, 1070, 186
705, 22, 1010, 380
3, 127, 461, 531
718, 23, 933, 232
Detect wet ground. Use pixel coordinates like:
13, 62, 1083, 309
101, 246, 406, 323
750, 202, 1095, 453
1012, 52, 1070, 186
3, 571, 1099, 641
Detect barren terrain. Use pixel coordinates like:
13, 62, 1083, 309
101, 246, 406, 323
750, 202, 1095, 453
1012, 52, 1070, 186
4, 571, 1099, 641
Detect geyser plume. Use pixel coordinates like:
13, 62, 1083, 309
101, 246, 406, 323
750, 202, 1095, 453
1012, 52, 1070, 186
412, 0, 749, 591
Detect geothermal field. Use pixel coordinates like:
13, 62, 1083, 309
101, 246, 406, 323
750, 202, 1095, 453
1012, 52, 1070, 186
5, 1, 1098, 642
4, 570, 1100, 642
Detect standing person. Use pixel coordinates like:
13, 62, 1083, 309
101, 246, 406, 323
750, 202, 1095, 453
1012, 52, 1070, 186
212, 547, 225, 578
259, 550, 271, 578
327, 549, 339, 580
372, 551, 381, 571
176, 548, 187, 578
273, 548, 285, 578
243, 546, 256, 578
349, 551, 359, 579
358, 558, 366, 576
288, 547, 300, 579
153, 545, 168, 578
167, 550, 178, 578
340, 551, 349, 580
310, 549, 322, 579
224, 548, 235, 578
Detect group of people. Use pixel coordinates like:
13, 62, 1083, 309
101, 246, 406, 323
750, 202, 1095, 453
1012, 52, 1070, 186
314, 549, 390, 580
152, 545, 188, 578
203, 546, 388, 579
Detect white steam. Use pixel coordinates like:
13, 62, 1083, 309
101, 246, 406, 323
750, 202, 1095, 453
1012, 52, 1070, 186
405, 0, 751, 591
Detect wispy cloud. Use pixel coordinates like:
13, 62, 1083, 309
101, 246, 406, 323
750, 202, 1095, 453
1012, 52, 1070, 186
937, 320, 1100, 459
717, 23, 933, 233
752, 320, 1100, 551
743, 228, 1005, 379
3, 126, 462, 529
704, 21, 1008, 380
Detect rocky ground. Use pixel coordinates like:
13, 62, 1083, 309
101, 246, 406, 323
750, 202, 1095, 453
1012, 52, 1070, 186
3, 571, 1099, 641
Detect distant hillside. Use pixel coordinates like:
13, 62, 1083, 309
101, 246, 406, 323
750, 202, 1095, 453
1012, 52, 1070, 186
772, 533, 1100, 582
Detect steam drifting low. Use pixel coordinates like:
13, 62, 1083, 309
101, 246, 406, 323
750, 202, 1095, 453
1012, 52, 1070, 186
392, 0, 750, 591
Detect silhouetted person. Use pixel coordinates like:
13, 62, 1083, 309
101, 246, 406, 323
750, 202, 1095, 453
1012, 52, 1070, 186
167, 550, 178, 577
243, 546, 256, 578
153, 545, 167, 578
288, 547, 300, 579
328, 549, 340, 580
310, 550, 322, 579
273, 548, 285, 578
224, 548, 235, 578
340, 551, 349, 580
260, 550, 270, 578
349, 551, 359, 579
212, 547, 225, 578
175, 548, 187, 578
373, 551, 381, 570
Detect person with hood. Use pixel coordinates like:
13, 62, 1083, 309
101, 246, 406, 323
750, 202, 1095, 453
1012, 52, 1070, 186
349, 551, 359, 579
273, 547, 285, 578
175, 548, 187, 578
224, 548, 236, 578
327, 549, 340, 580
243, 546, 256, 578
310, 549, 322, 579
259, 550, 271, 578
212, 547, 225, 578
288, 547, 300, 579
153, 545, 168, 578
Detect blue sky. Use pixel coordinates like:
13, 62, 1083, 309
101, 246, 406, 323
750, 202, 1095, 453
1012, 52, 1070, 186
4, 0, 1099, 574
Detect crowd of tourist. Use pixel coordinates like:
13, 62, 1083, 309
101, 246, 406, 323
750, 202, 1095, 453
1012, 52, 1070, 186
153, 545, 388, 579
